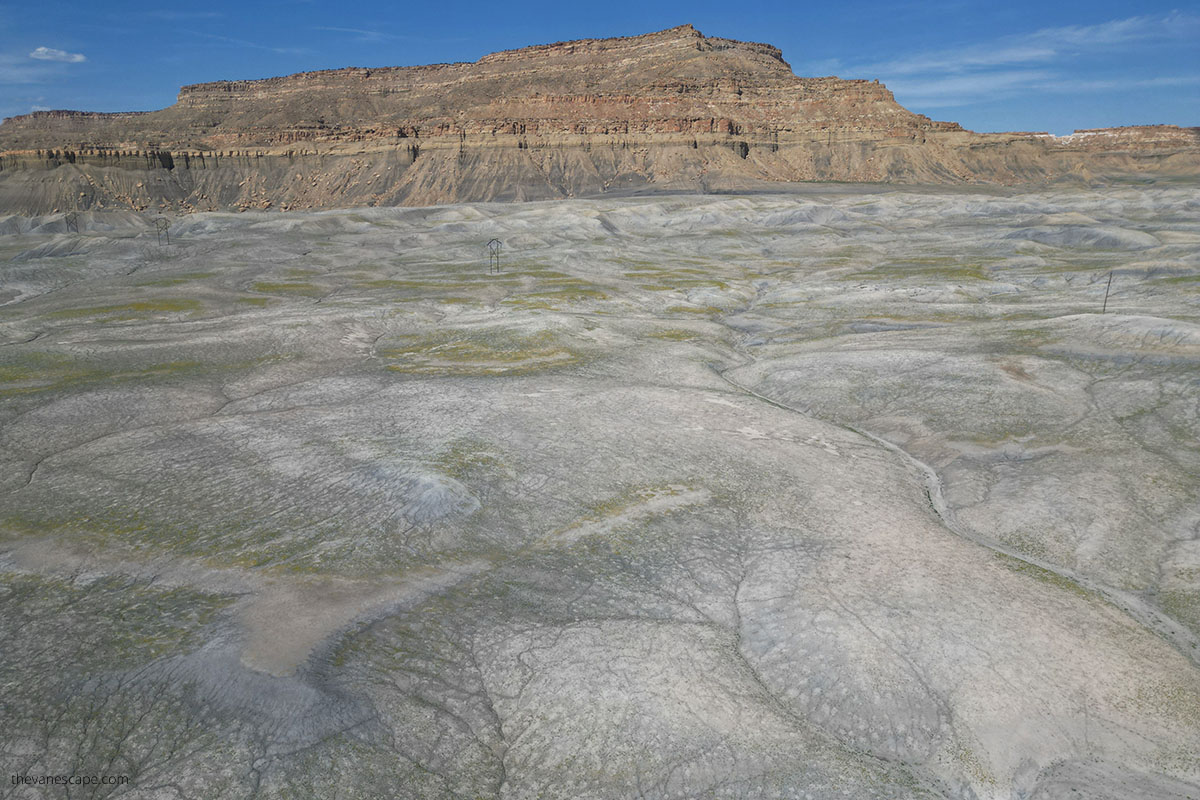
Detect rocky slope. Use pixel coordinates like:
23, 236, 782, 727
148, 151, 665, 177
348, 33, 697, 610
1, 24, 1197, 213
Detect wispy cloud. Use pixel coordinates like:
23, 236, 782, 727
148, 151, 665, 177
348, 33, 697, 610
311, 26, 469, 46
1027, 11, 1199, 48
189, 31, 310, 56
857, 12, 1199, 76
825, 12, 1200, 113
1, 51, 74, 84
146, 10, 224, 20
1068, 74, 1200, 91
313, 26, 403, 43
29, 46, 86, 63
0, 54, 43, 83
885, 71, 1056, 108
888, 71, 1200, 109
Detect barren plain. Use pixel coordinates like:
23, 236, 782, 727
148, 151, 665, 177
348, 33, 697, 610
1, 184, 1199, 799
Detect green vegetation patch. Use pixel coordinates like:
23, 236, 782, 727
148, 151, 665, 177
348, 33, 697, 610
135, 271, 216, 287
381, 328, 584, 375
840, 258, 990, 282
1000, 530, 1054, 560
948, 740, 997, 788
993, 552, 1093, 599
0, 350, 282, 399
1004, 328, 1060, 350
1160, 588, 1200, 634
1151, 273, 1200, 285
0, 570, 234, 780
250, 281, 325, 298
647, 328, 702, 341
1120, 679, 1200, 728
354, 273, 522, 306
358, 279, 445, 290
0, 351, 91, 390
0, 352, 204, 397
0, 504, 321, 573
1, 571, 232, 667
502, 276, 613, 308
523, 286, 609, 301
45, 298, 203, 322
582, 484, 693, 521
665, 305, 726, 316
623, 265, 730, 293
432, 437, 509, 481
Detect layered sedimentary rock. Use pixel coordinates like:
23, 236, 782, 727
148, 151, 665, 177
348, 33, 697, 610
1, 24, 1197, 213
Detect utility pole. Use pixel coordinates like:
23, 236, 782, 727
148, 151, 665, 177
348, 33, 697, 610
487, 239, 502, 273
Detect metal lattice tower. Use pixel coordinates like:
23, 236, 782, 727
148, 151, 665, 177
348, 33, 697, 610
156, 217, 170, 246
487, 239, 502, 273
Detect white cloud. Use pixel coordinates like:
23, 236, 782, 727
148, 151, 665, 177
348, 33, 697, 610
886, 70, 1056, 108
190, 31, 310, 56
857, 13, 1199, 77
889, 69, 1200, 111
1025, 11, 1199, 49
863, 45, 1054, 77
311, 27, 468, 46
314, 26, 399, 43
146, 10, 223, 20
1043, 75, 1200, 93
29, 46, 86, 63
0, 53, 48, 83
833, 12, 1200, 114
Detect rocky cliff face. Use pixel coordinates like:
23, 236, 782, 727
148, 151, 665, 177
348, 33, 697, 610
1, 24, 1197, 213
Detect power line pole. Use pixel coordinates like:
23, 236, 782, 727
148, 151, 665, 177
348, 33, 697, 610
487, 239, 502, 273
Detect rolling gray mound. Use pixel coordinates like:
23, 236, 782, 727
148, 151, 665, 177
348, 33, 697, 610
1, 184, 1199, 799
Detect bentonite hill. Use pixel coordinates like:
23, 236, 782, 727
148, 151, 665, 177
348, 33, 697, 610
4, 184, 1200, 800
1, 24, 1198, 214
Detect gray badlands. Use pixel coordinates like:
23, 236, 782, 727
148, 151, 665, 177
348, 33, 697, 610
2, 183, 1199, 799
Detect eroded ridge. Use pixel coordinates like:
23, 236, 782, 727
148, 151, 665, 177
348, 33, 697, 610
1, 25, 1197, 214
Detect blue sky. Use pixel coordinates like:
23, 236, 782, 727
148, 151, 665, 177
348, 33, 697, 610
1, 0, 1196, 135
